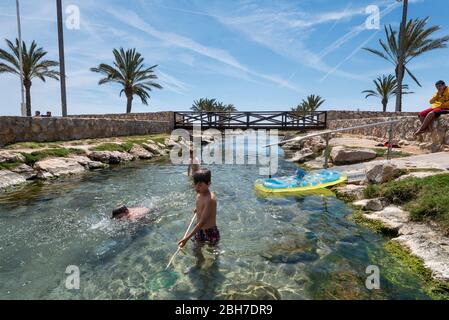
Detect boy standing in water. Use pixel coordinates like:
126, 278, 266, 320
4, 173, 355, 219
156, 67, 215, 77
187, 148, 201, 176
178, 169, 220, 247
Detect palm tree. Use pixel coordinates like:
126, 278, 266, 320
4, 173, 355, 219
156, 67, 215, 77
362, 75, 413, 112
300, 94, 325, 112
191, 98, 218, 112
0, 39, 59, 116
364, 17, 449, 111
90, 48, 162, 113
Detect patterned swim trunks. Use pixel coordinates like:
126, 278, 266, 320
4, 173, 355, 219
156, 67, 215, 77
191, 226, 220, 245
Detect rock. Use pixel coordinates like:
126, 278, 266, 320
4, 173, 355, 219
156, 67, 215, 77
353, 198, 384, 211
70, 155, 109, 170
129, 145, 154, 159
330, 146, 377, 165
157, 142, 166, 149
363, 206, 409, 231
164, 138, 179, 148
34, 158, 86, 177
11, 164, 37, 180
395, 223, 449, 280
0, 151, 25, 163
0, 170, 27, 190
396, 171, 445, 181
88, 151, 135, 164
399, 140, 410, 146
221, 282, 281, 300
37, 171, 54, 179
142, 143, 167, 156
303, 156, 326, 169
335, 184, 366, 201
285, 148, 314, 163
366, 163, 396, 184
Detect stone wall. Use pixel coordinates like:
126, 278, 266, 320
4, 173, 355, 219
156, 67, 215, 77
0, 116, 172, 147
326, 110, 417, 121
69, 111, 175, 122
328, 115, 449, 152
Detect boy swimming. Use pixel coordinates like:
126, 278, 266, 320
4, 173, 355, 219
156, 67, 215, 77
178, 169, 220, 247
111, 205, 150, 221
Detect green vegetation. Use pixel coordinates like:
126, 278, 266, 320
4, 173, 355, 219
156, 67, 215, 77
90, 48, 162, 113
364, 174, 449, 234
370, 148, 411, 159
385, 241, 449, 300
0, 162, 22, 170
362, 74, 412, 112
348, 206, 398, 237
0, 39, 59, 116
364, 17, 449, 112
91, 143, 133, 153
5, 141, 62, 150
191, 98, 236, 112
20, 148, 85, 165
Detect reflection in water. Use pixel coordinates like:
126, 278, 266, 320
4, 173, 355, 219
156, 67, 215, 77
0, 138, 430, 300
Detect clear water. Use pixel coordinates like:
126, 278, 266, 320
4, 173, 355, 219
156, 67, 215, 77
0, 137, 430, 300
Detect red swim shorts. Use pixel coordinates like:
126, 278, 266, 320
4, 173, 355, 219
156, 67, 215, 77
419, 107, 442, 118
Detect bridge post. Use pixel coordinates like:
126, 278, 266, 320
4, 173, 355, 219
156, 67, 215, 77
246, 112, 250, 129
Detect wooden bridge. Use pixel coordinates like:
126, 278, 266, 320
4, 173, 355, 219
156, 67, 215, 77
173, 111, 327, 131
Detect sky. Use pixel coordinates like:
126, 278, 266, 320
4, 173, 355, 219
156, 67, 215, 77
0, 0, 449, 116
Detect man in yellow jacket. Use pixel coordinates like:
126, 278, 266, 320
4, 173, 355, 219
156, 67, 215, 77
414, 80, 449, 136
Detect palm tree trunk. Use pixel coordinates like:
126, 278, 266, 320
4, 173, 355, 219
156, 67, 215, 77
24, 80, 31, 116
395, 0, 408, 112
382, 98, 388, 112
126, 94, 133, 113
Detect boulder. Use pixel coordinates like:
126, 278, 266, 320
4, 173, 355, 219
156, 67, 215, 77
335, 184, 366, 201
12, 164, 37, 180
285, 148, 314, 163
366, 163, 396, 184
70, 155, 109, 169
0, 170, 27, 190
88, 151, 135, 164
129, 145, 154, 159
330, 146, 377, 165
0, 151, 25, 163
353, 198, 384, 211
396, 171, 445, 181
34, 158, 86, 177
142, 143, 167, 156
363, 206, 409, 231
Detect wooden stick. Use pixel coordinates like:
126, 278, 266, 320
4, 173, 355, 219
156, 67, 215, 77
165, 210, 196, 270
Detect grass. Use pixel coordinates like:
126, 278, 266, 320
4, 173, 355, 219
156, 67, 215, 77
370, 147, 411, 159
364, 174, 449, 234
20, 148, 86, 165
91, 143, 133, 153
385, 241, 449, 300
0, 162, 22, 171
348, 205, 398, 237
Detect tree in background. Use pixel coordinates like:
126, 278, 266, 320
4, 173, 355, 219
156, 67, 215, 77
362, 74, 413, 112
0, 39, 59, 116
91, 48, 162, 113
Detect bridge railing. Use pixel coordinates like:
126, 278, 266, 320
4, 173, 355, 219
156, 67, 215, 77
173, 111, 327, 130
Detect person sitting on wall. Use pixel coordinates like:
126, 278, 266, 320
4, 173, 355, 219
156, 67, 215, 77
46, 111, 52, 117
34, 111, 41, 117
414, 80, 449, 136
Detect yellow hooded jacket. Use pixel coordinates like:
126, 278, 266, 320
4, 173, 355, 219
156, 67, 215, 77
430, 86, 449, 109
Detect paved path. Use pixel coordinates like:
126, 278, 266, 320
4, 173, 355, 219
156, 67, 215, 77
334, 152, 449, 183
